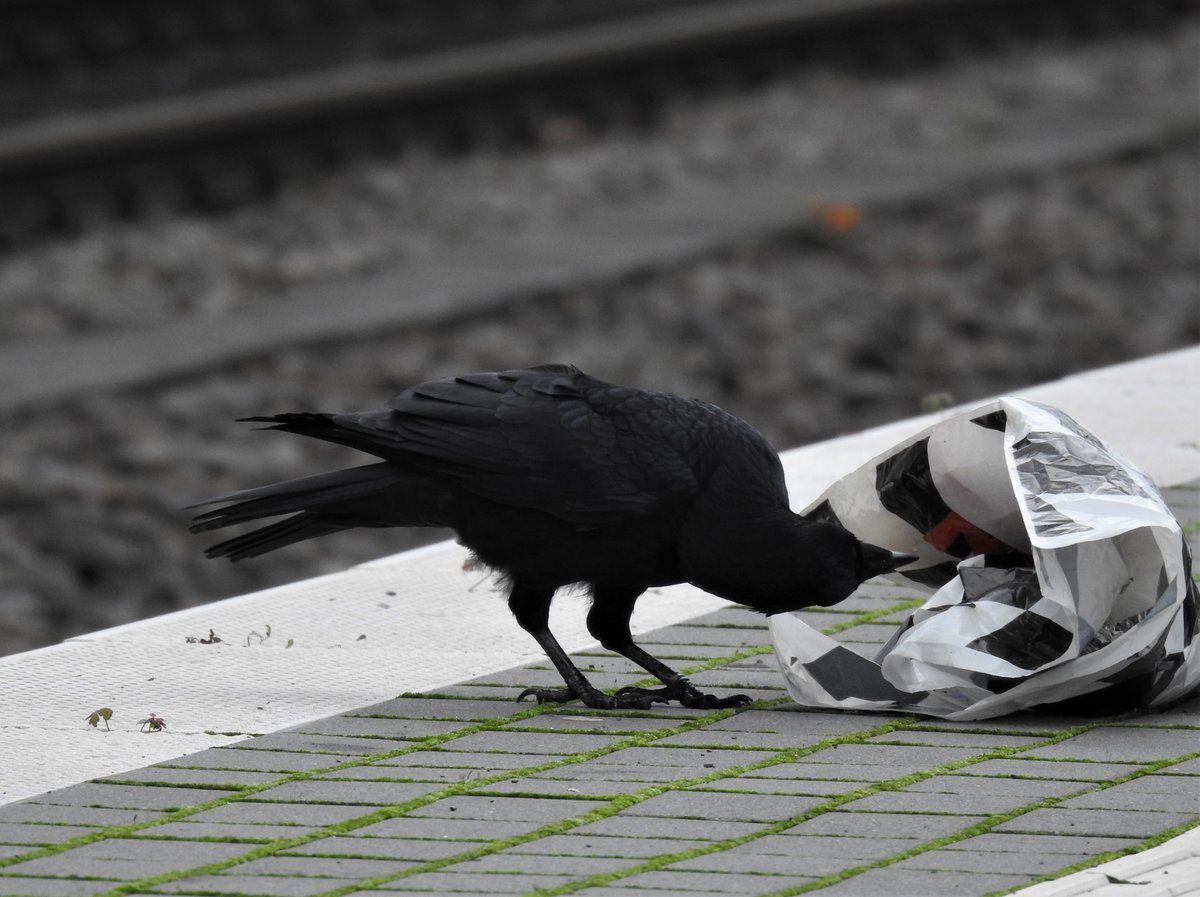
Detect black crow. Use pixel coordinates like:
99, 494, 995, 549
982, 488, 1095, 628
191, 365, 912, 709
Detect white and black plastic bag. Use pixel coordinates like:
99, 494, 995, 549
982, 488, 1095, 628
771, 398, 1199, 720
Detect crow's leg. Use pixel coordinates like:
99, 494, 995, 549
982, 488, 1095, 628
508, 583, 665, 710
587, 585, 751, 710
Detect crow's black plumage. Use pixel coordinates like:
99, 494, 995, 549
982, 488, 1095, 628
191, 365, 912, 709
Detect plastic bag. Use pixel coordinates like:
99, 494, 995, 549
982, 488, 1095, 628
771, 398, 1199, 720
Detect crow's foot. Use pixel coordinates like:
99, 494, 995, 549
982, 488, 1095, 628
516, 686, 668, 710
616, 679, 751, 710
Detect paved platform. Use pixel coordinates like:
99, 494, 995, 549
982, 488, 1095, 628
0, 348, 1197, 896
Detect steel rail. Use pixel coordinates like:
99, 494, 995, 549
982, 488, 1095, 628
0, 0, 1181, 178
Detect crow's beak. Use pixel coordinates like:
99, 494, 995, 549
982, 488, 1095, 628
860, 543, 919, 581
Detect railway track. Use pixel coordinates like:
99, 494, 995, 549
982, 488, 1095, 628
0, 0, 1193, 247
1, 0, 1196, 658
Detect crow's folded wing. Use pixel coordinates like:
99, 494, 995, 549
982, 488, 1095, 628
337, 365, 706, 526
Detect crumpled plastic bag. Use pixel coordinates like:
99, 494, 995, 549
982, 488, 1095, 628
771, 397, 1200, 720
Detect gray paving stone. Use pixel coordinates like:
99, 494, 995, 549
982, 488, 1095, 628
995, 806, 1196, 838
31, 782, 230, 811
734, 834, 919, 860
573, 814, 763, 841
619, 790, 822, 823
814, 866, 1031, 896
589, 746, 777, 769
1057, 779, 1200, 813
281, 835, 486, 861
232, 854, 417, 878
230, 732, 416, 755
151, 873, 361, 895
187, 800, 385, 826
1159, 757, 1200, 774
663, 682, 780, 706
410, 794, 605, 822
705, 709, 876, 736
574, 889, 729, 897
848, 789, 1051, 815
3, 837, 249, 879
455, 851, 639, 875
431, 683, 544, 700
291, 715, 466, 738
1023, 726, 1200, 763
316, 765, 472, 784
651, 730, 799, 750
701, 776, 865, 796
470, 776, 646, 797
962, 758, 1141, 781
869, 729, 1046, 749
917, 775, 1090, 799
0, 877, 124, 896
102, 765, 283, 788
504, 833, 710, 858
247, 779, 441, 805
374, 750, 565, 770
952, 832, 1139, 855
0, 803, 166, 826
524, 655, 642, 675
0, 822, 98, 845
467, 668, 636, 689
0, 844, 32, 859
375, 870, 575, 892
504, 714, 670, 734
619, 869, 813, 894
353, 815, 544, 840
1106, 773, 1200, 794
668, 849, 856, 877
736, 763, 878, 782
350, 696, 521, 720
783, 811, 987, 840
442, 730, 625, 755
789, 743, 985, 770
147, 821, 316, 840
892, 847, 1086, 875
531, 762, 686, 783
656, 723, 866, 750
167, 747, 359, 772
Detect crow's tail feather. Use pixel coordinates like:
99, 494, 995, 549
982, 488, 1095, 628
189, 462, 446, 561
201, 513, 345, 561
240, 412, 399, 459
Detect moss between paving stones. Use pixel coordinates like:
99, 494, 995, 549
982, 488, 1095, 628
2, 595, 1198, 897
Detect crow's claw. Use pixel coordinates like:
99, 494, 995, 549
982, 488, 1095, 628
617, 680, 752, 710
517, 686, 575, 705
517, 686, 668, 710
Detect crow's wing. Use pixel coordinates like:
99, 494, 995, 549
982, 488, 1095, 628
325, 365, 716, 526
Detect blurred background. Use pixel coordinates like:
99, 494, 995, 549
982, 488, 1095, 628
0, 0, 1197, 656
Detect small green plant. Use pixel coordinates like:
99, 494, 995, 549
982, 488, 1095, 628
138, 713, 167, 733
245, 624, 272, 646
86, 707, 113, 730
